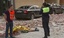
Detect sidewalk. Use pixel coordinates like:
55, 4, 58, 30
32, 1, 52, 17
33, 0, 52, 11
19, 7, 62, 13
0, 14, 64, 38
15, 27, 44, 38
15, 25, 64, 38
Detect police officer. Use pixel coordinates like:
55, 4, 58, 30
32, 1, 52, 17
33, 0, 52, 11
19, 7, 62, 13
40, 2, 51, 38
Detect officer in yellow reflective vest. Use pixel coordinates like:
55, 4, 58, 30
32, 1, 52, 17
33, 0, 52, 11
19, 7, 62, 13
40, 2, 51, 38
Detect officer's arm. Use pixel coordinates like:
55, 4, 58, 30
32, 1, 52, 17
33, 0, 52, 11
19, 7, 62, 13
40, 8, 43, 14
3, 13, 7, 20
3, 11, 8, 23
49, 7, 53, 14
49, 7, 54, 17
3, 13, 8, 23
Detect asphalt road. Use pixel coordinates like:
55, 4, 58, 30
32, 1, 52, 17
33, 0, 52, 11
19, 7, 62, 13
0, 14, 64, 38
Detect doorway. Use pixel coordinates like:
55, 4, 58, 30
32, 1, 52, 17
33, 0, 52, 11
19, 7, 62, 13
0, 0, 11, 16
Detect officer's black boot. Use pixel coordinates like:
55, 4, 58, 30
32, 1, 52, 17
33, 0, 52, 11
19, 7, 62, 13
43, 36, 47, 38
47, 33, 50, 36
47, 29, 50, 36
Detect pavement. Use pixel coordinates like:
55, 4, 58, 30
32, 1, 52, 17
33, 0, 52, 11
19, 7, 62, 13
15, 25, 64, 38
0, 14, 64, 38
15, 27, 44, 38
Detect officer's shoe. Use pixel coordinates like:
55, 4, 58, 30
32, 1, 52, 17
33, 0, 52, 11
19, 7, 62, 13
43, 36, 48, 38
9, 37, 15, 38
47, 34, 50, 36
12, 37, 15, 38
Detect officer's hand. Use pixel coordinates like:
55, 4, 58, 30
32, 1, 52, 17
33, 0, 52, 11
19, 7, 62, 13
6, 21, 8, 23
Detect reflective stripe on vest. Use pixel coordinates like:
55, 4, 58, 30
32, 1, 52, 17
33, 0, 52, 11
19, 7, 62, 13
42, 7, 50, 13
9, 10, 15, 20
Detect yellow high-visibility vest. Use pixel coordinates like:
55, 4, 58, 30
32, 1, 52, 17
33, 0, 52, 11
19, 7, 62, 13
42, 7, 50, 13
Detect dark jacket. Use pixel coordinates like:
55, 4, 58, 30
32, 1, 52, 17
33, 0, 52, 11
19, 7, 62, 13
4, 11, 13, 22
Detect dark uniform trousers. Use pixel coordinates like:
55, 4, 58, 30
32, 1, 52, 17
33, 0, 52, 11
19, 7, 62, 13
42, 16, 50, 37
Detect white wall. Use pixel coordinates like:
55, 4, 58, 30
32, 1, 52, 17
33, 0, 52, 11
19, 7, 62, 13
15, 0, 44, 9
45, 0, 60, 5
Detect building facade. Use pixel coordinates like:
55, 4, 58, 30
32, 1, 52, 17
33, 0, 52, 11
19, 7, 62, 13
60, 0, 64, 5
45, 0, 64, 5
0, 0, 64, 16
14, 0, 64, 9
14, 0, 44, 9
0, 0, 14, 16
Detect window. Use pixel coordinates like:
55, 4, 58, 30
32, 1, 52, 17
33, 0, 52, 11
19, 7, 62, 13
30, 7, 35, 9
34, 7, 39, 9
20, 6, 30, 9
